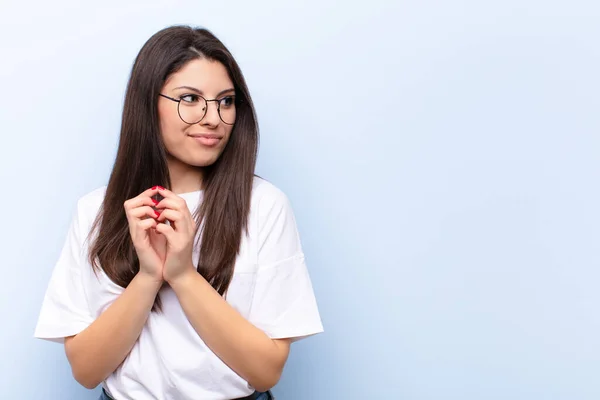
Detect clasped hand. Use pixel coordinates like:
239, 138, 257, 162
123, 186, 197, 284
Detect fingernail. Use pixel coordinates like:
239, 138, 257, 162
158, 186, 166, 190
151, 186, 158, 190
152, 199, 159, 205
154, 210, 161, 218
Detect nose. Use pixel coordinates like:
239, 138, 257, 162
200, 100, 221, 126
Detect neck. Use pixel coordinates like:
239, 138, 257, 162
166, 155, 204, 194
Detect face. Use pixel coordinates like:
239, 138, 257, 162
158, 58, 236, 169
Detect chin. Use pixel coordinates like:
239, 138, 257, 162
188, 154, 222, 167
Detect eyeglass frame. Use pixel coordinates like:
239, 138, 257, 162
158, 93, 238, 126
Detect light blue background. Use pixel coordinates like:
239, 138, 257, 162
1, 0, 599, 399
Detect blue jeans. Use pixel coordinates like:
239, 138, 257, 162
100, 387, 272, 399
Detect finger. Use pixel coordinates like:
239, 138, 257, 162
124, 197, 155, 212
155, 221, 175, 241
135, 217, 158, 233
124, 187, 162, 211
156, 187, 188, 208
156, 186, 174, 198
156, 209, 183, 225
129, 205, 161, 220
155, 197, 188, 213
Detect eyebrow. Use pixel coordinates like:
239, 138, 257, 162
173, 86, 235, 97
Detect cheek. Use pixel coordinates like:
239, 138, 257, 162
223, 126, 235, 143
159, 106, 186, 146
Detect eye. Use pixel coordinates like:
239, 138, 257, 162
180, 94, 200, 103
219, 96, 235, 107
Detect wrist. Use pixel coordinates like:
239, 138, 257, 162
134, 271, 164, 292
167, 266, 198, 291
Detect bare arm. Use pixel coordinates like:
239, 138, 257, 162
64, 273, 161, 389
154, 188, 293, 391
65, 187, 167, 389
170, 270, 291, 392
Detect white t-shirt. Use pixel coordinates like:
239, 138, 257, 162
34, 177, 324, 400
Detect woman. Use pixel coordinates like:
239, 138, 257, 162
34, 25, 323, 400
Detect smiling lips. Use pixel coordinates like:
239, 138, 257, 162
188, 133, 222, 147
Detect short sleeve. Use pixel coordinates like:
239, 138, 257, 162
248, 186, 324, 341
34, 200, 95, 343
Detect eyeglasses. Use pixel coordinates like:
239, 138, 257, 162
159, 93, 237, 125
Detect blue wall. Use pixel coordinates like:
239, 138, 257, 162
1, 1, 599, 398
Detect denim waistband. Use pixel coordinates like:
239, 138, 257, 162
100, 387, 272, 400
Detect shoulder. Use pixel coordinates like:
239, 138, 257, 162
72, 186, 107, 230
251, 176, 293, 213
76, 186, 107, 209
250, 176, 302, 251
249, 177, 305, 269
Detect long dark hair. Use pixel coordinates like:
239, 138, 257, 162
87, 25, 258, 305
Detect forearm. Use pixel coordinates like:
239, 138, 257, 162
170, 269, 289, 392
64, 272, 162, 389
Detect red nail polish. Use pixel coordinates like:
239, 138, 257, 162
158, 186, 166, 190
154, 210, 161, 218
151, 186, 158, 190
152, 199, 159, 205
